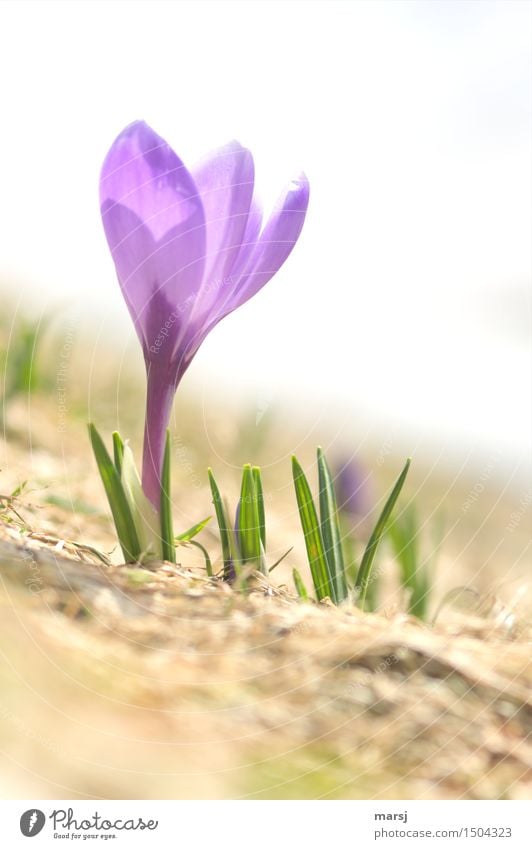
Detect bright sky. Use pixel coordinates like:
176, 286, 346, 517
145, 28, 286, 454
0, 0, 530, 478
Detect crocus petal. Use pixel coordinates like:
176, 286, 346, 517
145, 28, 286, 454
229, 198, 263, 283
181, 177, 309, 360
99, 202, 157, 348
179, 198, 265, 361
100, 121, 206, 360
209, 174, 309, 325
232, 173, 309, 308
100, 120, 202, 241
188, 141, 255, 323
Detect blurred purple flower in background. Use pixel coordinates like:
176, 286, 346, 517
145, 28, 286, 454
334, 457, 369, 519
100, 121, 309, 507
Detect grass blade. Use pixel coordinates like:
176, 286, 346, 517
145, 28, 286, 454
252, 466, 266, 549
388, 503, 419, 609
112, 431, 124, 476
160, 430, 175, 563
238, 464, 262, 567
269, 546, 293, 573
176, 516, 211, 541
317, 446, 347, 603
388, 504, 440, 620
121, 443, 161, 560
293, 567, 309, 600
88, 423, 140, 562
186, 539, 213, 578
292, 455, 332, 601
356, 457, 411, 610
226, 519, 244, 582
208, 468, 232, 580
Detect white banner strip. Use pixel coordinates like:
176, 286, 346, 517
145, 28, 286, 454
1, 800, 530, 847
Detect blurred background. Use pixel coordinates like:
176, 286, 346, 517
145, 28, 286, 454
0, 0, 530, 478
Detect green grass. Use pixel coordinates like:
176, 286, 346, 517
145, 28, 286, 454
292, 448, 411, 611
209, 464, 290, 582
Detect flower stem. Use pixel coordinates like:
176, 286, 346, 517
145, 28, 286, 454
142, 365, 175, 509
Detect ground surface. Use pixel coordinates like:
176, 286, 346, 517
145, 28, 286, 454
1, 530, 531, 800
0, 319, 530, 800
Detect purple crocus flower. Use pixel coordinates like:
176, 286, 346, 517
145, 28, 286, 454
100, 121, 309, 508
334, 457, 369, 519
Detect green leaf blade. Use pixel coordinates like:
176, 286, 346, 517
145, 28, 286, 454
186, 539, 213, 578
121, 443, 162, 561
176, 516, 212, 541
112, 431, 124, 476
292, 455, 332, 601
252, 466, 266, 549
388, 503, 434, 621
317, 446, 347, 603
208, 468, 232, 580
293, 567, 309, 600
88, 424, 141, 563
237, 464, 265, 571
356, 457, 411, 610
160, 430, 175, 563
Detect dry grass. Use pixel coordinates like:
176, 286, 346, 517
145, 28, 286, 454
0, 532, 530, 800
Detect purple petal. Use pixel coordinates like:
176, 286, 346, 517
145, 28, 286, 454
230, 198, 263, 283
334, 459, 370, 518
100, 120, 202, 241
100, 121, 206, 360
211, 174, 309, 323
190, 141, 255, 309
180, 199, 264, 359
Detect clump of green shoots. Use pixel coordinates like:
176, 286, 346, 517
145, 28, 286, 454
90, 418, 436, 624
89, 424, 210, 566
292, 447, 411, 611
208, 464, 291, 584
